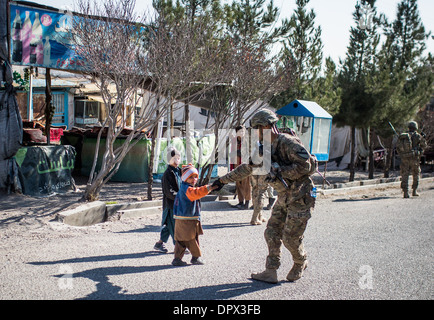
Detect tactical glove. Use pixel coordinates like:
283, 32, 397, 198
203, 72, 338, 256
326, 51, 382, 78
211, 179, 225, 191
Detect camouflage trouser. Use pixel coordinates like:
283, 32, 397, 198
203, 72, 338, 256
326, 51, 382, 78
400, 157, 421, 191
251, 175, 273, 223
264, 192, 313, 269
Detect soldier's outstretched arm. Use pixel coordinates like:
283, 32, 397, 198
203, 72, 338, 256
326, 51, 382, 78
219, 163, 254, 184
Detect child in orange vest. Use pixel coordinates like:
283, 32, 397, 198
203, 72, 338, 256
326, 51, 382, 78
172, 164, 218, 266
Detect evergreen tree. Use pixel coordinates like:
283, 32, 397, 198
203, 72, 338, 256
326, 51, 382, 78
152, 0, 185, 22
371, 0, 433, 177
153, 0, 223, 24
224, 0, 288, 46
271, 0, 323, 107
374, 0, 433, 132
312, 57, 341, 116
335, 0, 380, 181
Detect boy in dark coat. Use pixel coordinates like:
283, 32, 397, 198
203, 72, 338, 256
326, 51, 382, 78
154, 147, 182, 253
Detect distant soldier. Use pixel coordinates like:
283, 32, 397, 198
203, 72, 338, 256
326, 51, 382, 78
213, 109, 317, 283
250, 141, 275, 225
250, 174, 268, 225
396, 121, 427, 198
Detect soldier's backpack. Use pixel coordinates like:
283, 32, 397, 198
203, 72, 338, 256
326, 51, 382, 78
275, 133, 318, 177
396, 133, 413, 155
292, 134, 318, 177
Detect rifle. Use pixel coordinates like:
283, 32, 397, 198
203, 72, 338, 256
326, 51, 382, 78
316, 169, 331, 186
388, 122, 399, 136
267, 162, 289, 190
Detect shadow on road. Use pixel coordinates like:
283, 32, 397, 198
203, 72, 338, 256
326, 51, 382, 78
29, 250, 275, 300
333, 196, 393, 202
115, 225, 162, 234
70, 267, 274, 300
29, 251, 166, 265
115, 222, 253, 234
203, 222, 252, 230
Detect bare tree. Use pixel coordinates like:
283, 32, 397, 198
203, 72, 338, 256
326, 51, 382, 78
70, 0, 153, 201
71, 0, 230, 201
138, 7, 232, 198
198, 36, 295, 185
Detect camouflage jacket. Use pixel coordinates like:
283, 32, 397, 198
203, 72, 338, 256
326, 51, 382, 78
220, 133, 317, 201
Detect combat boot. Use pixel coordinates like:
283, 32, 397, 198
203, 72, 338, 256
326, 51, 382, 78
286, 260, 308, 282
251, 268, 278, 284
403, 190, 410, 198
250, 211, 262, 225
412, 189, 419, 197
250, 214, 266, 225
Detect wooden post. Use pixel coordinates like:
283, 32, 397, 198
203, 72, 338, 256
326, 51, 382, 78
45, 67, 52, 145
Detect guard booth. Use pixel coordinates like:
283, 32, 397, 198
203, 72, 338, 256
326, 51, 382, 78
276, 99, 332, 161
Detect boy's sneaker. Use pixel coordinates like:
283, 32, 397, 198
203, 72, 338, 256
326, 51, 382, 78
154, 242, 168, 253
172, 258, 187, 266
191, 257, 205, 265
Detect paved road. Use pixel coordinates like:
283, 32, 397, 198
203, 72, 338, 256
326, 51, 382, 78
0, 184, 433, 306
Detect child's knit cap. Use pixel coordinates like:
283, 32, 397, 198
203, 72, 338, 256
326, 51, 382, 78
181, 164, 199, 182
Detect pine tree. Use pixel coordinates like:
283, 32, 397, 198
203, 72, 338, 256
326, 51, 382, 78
271, 0, 323, 107
224, 0, 288, 46
380, 0, 433, 129
312, 57, 341, 116
335, 0, 380, 181
220, 0, 292, 125
371, 0, 433, 177
153, 0, 223, 24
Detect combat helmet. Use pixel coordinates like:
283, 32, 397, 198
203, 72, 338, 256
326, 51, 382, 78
250, 109, 279, 128
408, 121, 418, 131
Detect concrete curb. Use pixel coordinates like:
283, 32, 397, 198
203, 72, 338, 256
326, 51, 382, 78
57, 176, 434, 226
57, 201, 107, 226
318, 176, 434, 196
105, 200, 162, 220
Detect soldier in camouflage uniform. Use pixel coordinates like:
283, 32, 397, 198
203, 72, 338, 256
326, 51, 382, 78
250, 138, 274, 225
213, 109, 317, 283
398, 121, 427, 198
250, 174, 269, 225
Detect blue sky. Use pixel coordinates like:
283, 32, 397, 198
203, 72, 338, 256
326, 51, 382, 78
24, 0, 434, 64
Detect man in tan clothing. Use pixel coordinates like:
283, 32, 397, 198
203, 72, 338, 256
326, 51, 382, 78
231, 125, 251, 209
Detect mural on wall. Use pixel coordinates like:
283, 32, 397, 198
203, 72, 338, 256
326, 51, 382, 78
13, 145, 76, 196
10, 3, 84, 70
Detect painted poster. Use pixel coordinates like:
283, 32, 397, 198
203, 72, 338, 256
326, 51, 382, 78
14, 145, 76, 196
10, 3, 84, 71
